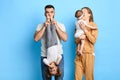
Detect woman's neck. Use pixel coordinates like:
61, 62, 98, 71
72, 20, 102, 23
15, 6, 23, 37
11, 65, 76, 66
85, 18, 90, 24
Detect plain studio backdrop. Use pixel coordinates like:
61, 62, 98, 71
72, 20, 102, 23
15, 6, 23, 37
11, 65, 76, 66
0, 0, 120, 80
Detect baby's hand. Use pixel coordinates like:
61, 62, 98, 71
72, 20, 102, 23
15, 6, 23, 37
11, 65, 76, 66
79, 22, 85, 30
48, 64, 53, 68
83, 21, 87, 25
49, 62, 56, 68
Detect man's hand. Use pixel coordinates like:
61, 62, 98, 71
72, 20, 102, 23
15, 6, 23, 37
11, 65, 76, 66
44, 20, 50, 27
50, 18, 58, 30
44, 18, 50, 27
44, 14, 51, 27
51, 18, 57, 26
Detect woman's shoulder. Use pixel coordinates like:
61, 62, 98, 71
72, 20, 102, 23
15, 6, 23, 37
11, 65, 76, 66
90, 22, 97, 28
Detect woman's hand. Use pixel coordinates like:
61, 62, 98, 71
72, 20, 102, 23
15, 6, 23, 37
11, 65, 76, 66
79, 22, 88, 34
79, 21, 86, 31
79, 34, 86, 40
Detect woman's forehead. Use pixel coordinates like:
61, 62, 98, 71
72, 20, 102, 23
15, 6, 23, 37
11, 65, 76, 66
82, 9, 87, 13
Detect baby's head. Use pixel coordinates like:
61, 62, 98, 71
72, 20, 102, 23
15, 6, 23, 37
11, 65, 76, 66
47, 62, 61, 77
75, 10, 84, 20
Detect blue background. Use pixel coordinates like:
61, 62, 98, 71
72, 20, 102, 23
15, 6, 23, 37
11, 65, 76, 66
0, 0, 120, 80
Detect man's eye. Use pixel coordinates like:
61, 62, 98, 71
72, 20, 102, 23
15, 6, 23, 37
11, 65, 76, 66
51, 11, 54, 13
46, 11, 49, 13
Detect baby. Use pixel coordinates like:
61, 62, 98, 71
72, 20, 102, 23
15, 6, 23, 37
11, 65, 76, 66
75, 10, 97, 55
43, 17, 62, 77
47, 62, 61, 77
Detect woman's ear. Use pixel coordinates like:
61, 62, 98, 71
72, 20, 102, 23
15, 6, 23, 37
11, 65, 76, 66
88, 13, 91, 18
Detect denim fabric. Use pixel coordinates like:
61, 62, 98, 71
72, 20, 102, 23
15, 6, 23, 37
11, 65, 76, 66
41, 55, 64, 80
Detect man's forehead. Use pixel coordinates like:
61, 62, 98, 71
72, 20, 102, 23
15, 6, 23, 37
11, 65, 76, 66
45, 8, 54, 11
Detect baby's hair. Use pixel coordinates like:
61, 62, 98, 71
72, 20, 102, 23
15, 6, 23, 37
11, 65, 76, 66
55, 67, 61, 77
46, 63, 61, 77
75, 10, 83, 18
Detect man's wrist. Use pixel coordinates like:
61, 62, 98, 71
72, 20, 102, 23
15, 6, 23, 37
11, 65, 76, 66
55, 24, 59, 30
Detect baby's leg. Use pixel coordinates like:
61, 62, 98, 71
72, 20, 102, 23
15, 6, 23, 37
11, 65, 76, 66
78, 33, 85, 55
80, 39, 85, 55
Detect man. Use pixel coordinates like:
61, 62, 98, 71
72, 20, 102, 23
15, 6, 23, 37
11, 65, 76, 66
34, 5, 67, 80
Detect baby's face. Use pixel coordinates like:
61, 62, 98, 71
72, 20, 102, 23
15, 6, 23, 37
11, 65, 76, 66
49, 63, 58, 75
77, 13, 85, 20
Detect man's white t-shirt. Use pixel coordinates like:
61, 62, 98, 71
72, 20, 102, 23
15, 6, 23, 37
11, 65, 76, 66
36, 22, 66, 57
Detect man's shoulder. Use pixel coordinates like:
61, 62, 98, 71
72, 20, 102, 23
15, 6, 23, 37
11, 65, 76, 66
36, 23, 44, 31
37, 23, 44, 27
57, 21, 66, 31
57, 21, 64, 25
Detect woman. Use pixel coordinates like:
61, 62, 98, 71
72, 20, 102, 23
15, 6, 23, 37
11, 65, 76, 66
74, 7, 98, 80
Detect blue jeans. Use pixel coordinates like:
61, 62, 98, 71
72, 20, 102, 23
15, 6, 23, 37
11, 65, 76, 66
41, 55, 64, 80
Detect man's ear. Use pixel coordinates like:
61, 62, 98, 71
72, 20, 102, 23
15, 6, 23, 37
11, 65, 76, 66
44, 12, 46, 17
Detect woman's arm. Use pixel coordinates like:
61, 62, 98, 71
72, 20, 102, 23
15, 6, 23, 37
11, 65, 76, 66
81, 23, 98, 44
86, 24, 97, 29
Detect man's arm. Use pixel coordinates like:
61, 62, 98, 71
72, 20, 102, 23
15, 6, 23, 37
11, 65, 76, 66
34, 18, 51, 42
55, 24, 68, 42
51, 19, 67, 41
34, 25, 46, 42
34, 16, 51, 42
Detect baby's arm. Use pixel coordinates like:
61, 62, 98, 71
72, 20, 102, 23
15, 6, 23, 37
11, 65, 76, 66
43, 58, 51, 67
56, 54, 62, 65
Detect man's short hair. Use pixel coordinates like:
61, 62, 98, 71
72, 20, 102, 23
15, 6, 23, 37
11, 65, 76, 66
45, 5, 55, 10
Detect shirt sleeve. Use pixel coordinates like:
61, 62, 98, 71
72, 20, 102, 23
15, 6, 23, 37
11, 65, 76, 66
85, 23, 98, 44
36, 24, 44, 31
58, 22, 66, 32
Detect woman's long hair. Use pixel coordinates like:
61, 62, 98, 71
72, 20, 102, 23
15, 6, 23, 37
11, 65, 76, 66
82, 7, 94, 22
